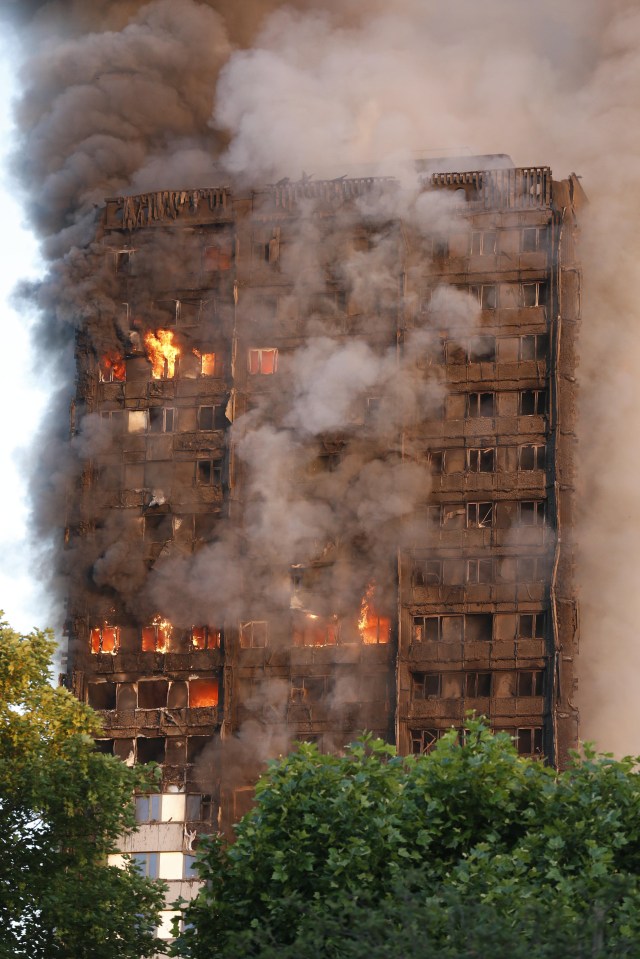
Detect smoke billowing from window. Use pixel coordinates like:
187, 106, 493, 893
4, 0, 640, 753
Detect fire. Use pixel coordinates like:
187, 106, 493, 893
142, 616, 173, 652
358, 583, 391, 645
189, 678, 219, 708
193, 350, 217, 376
144, 329, 180, 378
99, 351, 126, 382
90, 623, 120, 654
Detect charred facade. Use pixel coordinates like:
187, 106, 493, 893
65, 159, 583, 935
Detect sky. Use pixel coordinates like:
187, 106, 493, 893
0, 40, 49, 636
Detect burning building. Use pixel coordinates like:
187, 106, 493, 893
62, 156, 583, 937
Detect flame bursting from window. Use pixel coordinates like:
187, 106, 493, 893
144, 330, 180, 379
99, 352, 126, 382
193, 350, 217, 376
358, 584, 391, 645
191, 626, 221, 650
142, 616, 173, 652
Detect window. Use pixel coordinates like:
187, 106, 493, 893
466, 558, 494, 584
519, 334, 548, 361
135, 794, 162, 824
521, 282, 547, 308
196, 461, 223, 486
467, 392, 495, 418
521, 227, 547, 253
138, 680, 168, 709
99, 410, 125, 433
519, 444, 546, 471
464, 672, 492, 696
189, 678, 219, 707
427, 450, 445, 474
183, 854, 199, 880
132, 852, 159, 879
365, 396, 381, 420
465, 613, 493, 642
199, 352, 218, 376
141, 621, 172, 652
198, 405, 227, 431
239, 621, 268, 648
410, 728, 446, 755
467, 336, 496, 363
467, 448, 496, 472
248, 348, 278, 374
191, 626, 221, 650
520, 390, 547, 416
431, 235, 449, 258
469, 284, 497, 309
136, 737, 165, 764
519, 501, 545, 526
514, 727, 543, 756
446, 341, 466, 364
412, 673, 442, 699
442, 506, 465, 529
517, 612, 546, 639
187, 736, 212, 763
516, 670, 544, 696
412, 560, 442, 587
470, 230, 497, 255
149, 407, 175, 433
412, 615, 463, 643
517, 556, 546, 581
99, 352, 126, 382
128, 410, 148, 433
90, 626, 120, 654
467, 502, 494, 528
186, 794, 215, 822
203, 241, 232, 272
293, 616, 339, 647
115, 249, 134, 275
290, 676, 329, 704
87, 682, 116, 710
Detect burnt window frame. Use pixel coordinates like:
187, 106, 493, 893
470, 230, 497, 256
195, 460, 223, 487
464, 671, 492, 697
521, 226, 548, 253
239, 621, 268, 649
519, 333, 548, 362
466, 502, 495, 529
410, 727, 447, 755
517, 556, 546, 582
465, 557, 494, 584
411, 559, 443, 587
90, 625, 121, 655
518, 444, 546, 471
148, 406, 175, 434
517, 612, 546, 640
467, 392, 496, 418
411, 672, 442, 700
412, 614, 464, 643
467, 336, 496, 363
519, 501, 546, 527
520, 281, 548, 308
520, 390, 547, 416
516, 670, 544, 696
197, 405, 227, 431
467, 447, 496, 473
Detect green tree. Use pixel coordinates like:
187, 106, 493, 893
174, 722, 640, 959
0, 617, 167, 958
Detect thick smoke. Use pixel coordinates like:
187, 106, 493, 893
5, 0, 640, 753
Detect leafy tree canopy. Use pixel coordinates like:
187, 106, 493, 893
0, 617, 167, 959
175, 721, 640, 959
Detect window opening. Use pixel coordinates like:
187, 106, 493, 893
248, 348, 278, 374
520, 390, 547, 416
90, 625, 120, 654
467, 502, 494, 528
467, 392, 495, 418
239, 621, 268, 648
467, 448, 496, 472
519, 445, 546, 471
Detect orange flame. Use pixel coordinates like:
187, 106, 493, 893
90, 623, 120, 654
358, 583, 391, 645
99, 352, 126, 382
142, 616, 173, 652
144, 330, 180, 378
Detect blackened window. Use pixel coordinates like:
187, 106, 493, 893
467, 393, 495, 418
520, 390, 547, 416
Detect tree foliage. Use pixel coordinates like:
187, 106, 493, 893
0, 618, 167, 959
174, 722, 640, 959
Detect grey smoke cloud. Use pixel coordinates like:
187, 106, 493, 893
5, 0, 640, 755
